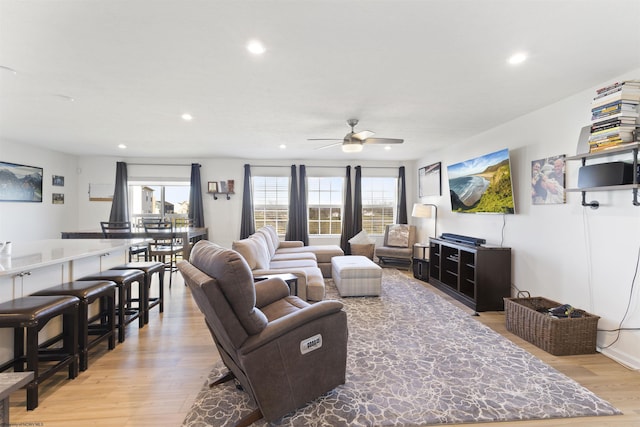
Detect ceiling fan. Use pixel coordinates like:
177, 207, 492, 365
308, 119, 404, 153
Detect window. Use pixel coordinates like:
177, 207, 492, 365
252, 176, 289, 235
307, 177, 343, 235
128, 182, 190, 226
361, 177, 397, 235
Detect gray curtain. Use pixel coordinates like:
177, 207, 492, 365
285, 165, 299, 241
188, 163, 205, 227
298, 165, 309, 245
353, 166, 362, 234
339, 166, 353, 254
240, 164, 255, 239
109, 161, 129, 223
396, 166, 408, 224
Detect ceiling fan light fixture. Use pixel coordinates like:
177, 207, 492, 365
342, 142, 363, 153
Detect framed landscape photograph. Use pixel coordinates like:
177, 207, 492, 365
52, 175, 65, 186
0, 161, 43, 202
418, 162, 441, 197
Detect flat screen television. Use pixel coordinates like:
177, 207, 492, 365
446, 148, 515, 214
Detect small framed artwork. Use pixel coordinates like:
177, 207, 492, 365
418, 162, 441, 197
0, 161, 43, 202
207, 181, 218, 193
219, 181, 228, 193
52, 193, 65, 204
531, 155, 566, 205
227, 179, 235, 193
52, 175, 65, 186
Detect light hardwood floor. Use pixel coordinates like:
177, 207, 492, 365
8, 271, 640, 426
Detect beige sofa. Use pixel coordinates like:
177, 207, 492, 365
232, 226, 343, 301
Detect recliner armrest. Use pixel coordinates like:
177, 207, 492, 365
254, 278, 290, 308
238, 300, 344, 354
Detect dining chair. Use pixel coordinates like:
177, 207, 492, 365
142, 219, 183, 287
173, 217, 195, 259
100, 221, 149, 261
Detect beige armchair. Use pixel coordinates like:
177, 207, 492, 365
177, 240, 348, 425
374, 224, 417, 268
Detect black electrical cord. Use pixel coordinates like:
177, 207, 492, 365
599, 244, 640, 349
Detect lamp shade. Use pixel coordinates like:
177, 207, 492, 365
412, 203, 432, 218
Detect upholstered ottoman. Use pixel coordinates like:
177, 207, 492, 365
331, 255, 382, 297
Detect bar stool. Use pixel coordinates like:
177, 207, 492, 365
32, 280, 117, 371
78, 269, 145, 343
111, 261, 164, 324
0, 295, 79, 410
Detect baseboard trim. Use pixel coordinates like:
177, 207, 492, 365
599, 346, 640, 371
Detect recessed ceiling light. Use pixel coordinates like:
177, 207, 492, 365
384, 146, 391, 151
507, 52, 527, 65
279, 144, 286, 149
247, 40, 266, 55
118, 144, 127, 149
181, 113, 193, 121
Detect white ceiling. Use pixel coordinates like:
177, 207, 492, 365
1, 0, 639, 161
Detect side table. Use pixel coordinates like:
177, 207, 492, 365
413, 243, 429, 281
254, 273, 299, 296
1, 372, 34, 424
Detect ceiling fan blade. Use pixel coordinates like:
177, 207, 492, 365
307, 138, 342, 141
352, 130, 374, 141
363, 138, 404, 145
314, 141, 343, 150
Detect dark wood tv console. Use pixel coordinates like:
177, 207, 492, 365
428, 238, 511, 312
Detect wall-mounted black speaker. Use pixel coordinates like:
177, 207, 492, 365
577, 162, 637, 188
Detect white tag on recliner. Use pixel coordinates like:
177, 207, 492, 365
300, 334, 322, 355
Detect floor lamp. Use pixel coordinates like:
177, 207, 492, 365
411, 203, 438, 241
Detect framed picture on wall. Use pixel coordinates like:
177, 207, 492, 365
207, 181, 218, 193
52, 175, 65, 186
531, 155, 566, 205
0, 161, 43, 202
52, 193, 65, 204
418, 162, 441, 197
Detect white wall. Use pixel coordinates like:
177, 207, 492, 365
413, 68, 640, 369
0, 139, 78, 241
2, 69, 638, 368
74, 156, 410, 249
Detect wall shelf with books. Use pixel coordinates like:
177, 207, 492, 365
565, 142, 639, 208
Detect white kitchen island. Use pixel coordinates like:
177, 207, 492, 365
0, 239, 143, 364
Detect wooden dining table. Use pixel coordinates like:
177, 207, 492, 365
61, 227, 208, 260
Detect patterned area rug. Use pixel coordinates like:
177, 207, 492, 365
183, 269, 621, 426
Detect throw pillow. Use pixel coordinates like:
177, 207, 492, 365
386, 224, 410, 247
231, 238, 258, 270
348, 230, 374, 245
250, 234, 272, 269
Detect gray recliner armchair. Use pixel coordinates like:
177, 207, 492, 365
374, 224, 417, 268
177, 240, 348, 426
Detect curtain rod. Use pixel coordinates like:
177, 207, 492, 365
250, 164, 400, 169
127, 163, 194, 167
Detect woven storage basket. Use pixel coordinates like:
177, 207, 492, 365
504, 297, 600, 356
350, 243, 375, 260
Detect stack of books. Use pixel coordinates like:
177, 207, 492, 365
589, 80, 640, 153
